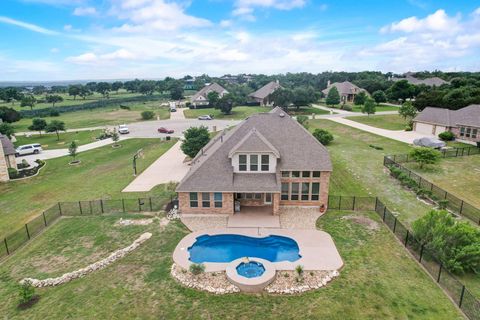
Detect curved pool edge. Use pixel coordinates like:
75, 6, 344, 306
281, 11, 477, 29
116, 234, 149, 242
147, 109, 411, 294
173, 228, 344, 273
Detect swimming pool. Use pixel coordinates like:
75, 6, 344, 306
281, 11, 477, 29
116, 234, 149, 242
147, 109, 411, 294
188, 234, 301, 263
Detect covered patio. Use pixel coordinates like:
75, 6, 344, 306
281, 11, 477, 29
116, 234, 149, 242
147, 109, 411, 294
228, 206, 280, 228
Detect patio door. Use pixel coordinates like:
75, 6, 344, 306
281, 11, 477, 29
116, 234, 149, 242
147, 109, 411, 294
264, 193, 272, 205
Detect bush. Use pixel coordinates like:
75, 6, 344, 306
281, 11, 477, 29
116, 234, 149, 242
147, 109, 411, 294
296, 115, 309, 129
438, 199, 449, 210
438, 131, 455, 141
18, 280, 36, 307
49, 109, 60, 117
189, 263, 205, 275
8, 167, 19, 179
17, 159, 29, 170
119, 104, 130, 110
9, 160, 45, 179
312, 129, 334, 145
341, 104, 352, 111
141, 110, 155, 120
410, 147, 441, 169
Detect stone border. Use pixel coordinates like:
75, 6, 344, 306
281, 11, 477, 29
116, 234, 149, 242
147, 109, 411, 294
9, 160, 46, 181
226, 258, 276, 293
20, 232, 152, 287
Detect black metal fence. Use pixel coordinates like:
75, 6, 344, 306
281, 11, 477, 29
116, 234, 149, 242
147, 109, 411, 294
388, 146, 480, 164
384, 149, 480, 225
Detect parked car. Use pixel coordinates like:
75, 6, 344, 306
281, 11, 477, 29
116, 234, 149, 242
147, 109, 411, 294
158, 127, 174, 134
170, 107, 177, 112
15, 144, 42, 156
118, 124, 129, 134
198, 115, 213, 120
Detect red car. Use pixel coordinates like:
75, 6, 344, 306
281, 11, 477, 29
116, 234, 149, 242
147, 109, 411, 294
158, 127, 174, 134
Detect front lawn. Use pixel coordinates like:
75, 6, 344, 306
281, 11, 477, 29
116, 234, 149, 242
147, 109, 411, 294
0, 138, 176, 238
346, 114, 408, 130
287, 106, 330, 115
0, 211, 462, 319
183, 106, 270, 119
14, 130, 103, 150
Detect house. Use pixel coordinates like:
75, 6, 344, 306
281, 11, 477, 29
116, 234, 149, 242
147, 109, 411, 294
321, 81, 367, 103
392, 73, 449, 87
413, 105, 480, 143
176, 107, 332, 215
0, 134, 17, 182
190, 83, 229, 107
248, 80, 281, 106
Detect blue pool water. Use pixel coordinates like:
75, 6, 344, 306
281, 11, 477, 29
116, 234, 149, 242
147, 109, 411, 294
236, 261, 265, 278
188, 234, 301, 263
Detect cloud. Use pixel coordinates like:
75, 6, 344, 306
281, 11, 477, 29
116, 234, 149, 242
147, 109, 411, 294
73, 7, 97, 16
50, 48, 59, 53
66, 49, 137, 64
232, 0, 306, 19
380, 9, 460, 34
0, 16, 59, 35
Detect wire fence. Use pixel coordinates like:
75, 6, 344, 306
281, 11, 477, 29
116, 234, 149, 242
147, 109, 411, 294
384, 147, 480, 225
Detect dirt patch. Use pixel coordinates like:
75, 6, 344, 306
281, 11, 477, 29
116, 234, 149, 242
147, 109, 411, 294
30, 255, 69, 274
342, 215, 379, 231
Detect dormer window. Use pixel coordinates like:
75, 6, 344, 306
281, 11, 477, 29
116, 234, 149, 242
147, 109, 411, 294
261, 155, 269, 171
250, 155, 258, 171
239, 155, 247, 171
235, 153, 272, 172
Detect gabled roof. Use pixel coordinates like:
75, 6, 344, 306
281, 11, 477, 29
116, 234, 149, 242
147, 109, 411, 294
413, 105, 480, 128
248, 81, 281, 99
228, 129, 280, 158
394, 75, 449, 86
413, 107, 452, 126
0, 134, 16, 156
452, 105, 480, 127
322, 81, 367, 96
191, 83, 228, 102
176, 107, 332, 192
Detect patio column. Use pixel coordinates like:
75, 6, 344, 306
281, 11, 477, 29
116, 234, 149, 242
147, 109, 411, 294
272, 193, 280, 215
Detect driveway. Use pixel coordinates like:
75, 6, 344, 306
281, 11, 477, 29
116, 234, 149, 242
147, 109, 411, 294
122, 141, 189, 192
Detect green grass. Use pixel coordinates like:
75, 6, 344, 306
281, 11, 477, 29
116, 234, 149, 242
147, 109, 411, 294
346, 114, 408, 130
349, 104, 399, 113
14, 130, 103, 150
287, 106, 330, 115
183, 106, 271, 119
0, 138, 176, 238
0, 211, 462, 319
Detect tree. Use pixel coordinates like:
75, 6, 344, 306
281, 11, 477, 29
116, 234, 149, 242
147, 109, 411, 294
138, 82, 155, 95
96, 82, 111, 98
111, 128, 120, 147
68, 141, 78, 163
353, 91, 367, 105
218, 94, 233, 114
46, 94, 63, 107
111, 81, 123, 93
45, 120, 66, 140
325, 87, 340, 106
207, 91, 220, 108
28, 118, 47, 136
372, 90, 387, 105
181, 126, 210, 158
0, 107, 21, 123
170, 84, 184, 100
387, 80, 415, 102
78, 86, 92, 100
85, 82, 97, 93
410, 147, 440, 169
20, 95, 36, 110
361, 98, 376, 117
312, 128, 334, 145
32, 86, 46, 96
68, 85, 81, 100
0, 122, 14, 138
141, 110, 155, 120
398, 101, 417, 120
18, 279, 36, 307
270, 88, 293, 111
291, 86, 318, 110
3, 87, 22, 105
296, 115, 309, 129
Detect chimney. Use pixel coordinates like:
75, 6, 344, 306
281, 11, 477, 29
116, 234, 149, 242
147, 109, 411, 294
327, 80, 331, 87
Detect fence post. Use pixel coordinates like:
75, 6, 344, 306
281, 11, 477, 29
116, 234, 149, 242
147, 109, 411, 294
383, 206, 386, 221
122, 199, 126, 212
149, 197, 153, 211
419, 244, 425, 262
339, 196, 342, 210
89, 201, 93, 214
437, 263, 443, 283
467, 148, 471, 156
404, 230, 409, 246
352, 196, 356, 211
456, 148, 459, 157
79, 201, 83, 215
25, 224, 30, 240
393, 217, 397, 232
4, 238, 9, 255
138, 198, 142, 212
42, 212, 47, 227
58, 202, 62, 216
459, 201, 464, 214
374, 197, 378, 212
100, 199, 104, 213
458, 285, 466, 308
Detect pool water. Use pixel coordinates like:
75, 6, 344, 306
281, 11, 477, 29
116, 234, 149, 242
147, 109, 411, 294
236, 261, 265, 278
188, 234, 301, 263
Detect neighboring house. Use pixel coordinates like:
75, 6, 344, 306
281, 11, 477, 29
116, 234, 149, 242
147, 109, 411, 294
248, 80, 281, 106
0, 134, 17, 182
321, 81, 367, 103
190, 83, 229, 107
413, 105, 480, 143
176, 107, 332, 215
392, 74, 449, 86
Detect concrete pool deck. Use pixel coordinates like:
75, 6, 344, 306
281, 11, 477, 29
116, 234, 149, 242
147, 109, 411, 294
173, 228, 343, 272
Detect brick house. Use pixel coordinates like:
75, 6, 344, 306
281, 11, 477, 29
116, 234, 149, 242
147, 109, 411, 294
176, 107, 332, 215
248, 80, 281, 106
321, 81, 367, 103
190, 83, 229, 107
0, 134, 17, 182
413, 105, 480, 143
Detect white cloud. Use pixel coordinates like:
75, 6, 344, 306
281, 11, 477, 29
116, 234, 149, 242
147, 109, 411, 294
0, 16, 59, 35
232, 0, 305, 19
381, 9, 461, 34
66, 49, 137, 64
73, 7, 97, 16
219, 20, 232, 28
50, 48, 59, 53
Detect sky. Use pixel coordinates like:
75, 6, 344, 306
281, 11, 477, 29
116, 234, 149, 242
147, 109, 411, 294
0, 0, 480, 81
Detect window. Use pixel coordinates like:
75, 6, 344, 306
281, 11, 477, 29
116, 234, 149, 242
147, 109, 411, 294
466, 128, 472, 138
291, 183, 299, 200
254, 193, 262, 200
302, 171, 310, 178
261, 155, 269, 171
202, 193, 210, 207
239, 155, 247, 171
312, 171, 321, 178
245, 193, 253, 199
214, 193, 222, 208
292, 171, 300, 178
250, 155, 258, 171
281, 171, 290, 177
236, 193, 243, 199
265, 193, 272, 203
460, 127, 465, 137
189, 192, 198, 207
281, 183, 289, 200
473, 129, 478, 139
311, 183, 320, 201
302, 182, 310, 200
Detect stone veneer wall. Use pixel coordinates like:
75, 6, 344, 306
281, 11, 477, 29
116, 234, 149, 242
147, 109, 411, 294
178, 192, 234, 215
0, 145, 9, 182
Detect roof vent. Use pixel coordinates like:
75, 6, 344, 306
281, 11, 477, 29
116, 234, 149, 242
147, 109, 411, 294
279, 112, 285, 117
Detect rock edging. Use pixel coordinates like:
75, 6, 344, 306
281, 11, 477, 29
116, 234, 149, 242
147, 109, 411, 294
170, 264, 240, 294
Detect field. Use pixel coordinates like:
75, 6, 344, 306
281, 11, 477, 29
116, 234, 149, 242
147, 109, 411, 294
183, 106, 270, 119
0, 211, 462, 319
0, 138, 176, 238
14, 130, 103, 150
346, 114, 408, 130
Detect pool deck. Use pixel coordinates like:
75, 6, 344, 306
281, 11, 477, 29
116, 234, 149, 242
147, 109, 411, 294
173, 228, 344, 272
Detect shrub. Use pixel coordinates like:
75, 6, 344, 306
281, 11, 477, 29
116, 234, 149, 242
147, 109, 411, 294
295, 265, 304, 277
141, 110, 155, 120
49, 109, 60, 117
18, 280, 36, 306
438, 199, 449, 210
189, 263, 205, 275
296, 115, 309, 129
369, 144, 383, 150
438, 131, 455, 141
8, 167, 19, 179
119, 104, 131, 110
410, 147, 441, 169
17, 159, 29, 170
312, 128, 334, 145
341, 104, 352, 111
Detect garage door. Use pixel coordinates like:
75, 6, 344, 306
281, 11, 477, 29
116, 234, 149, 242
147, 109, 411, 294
415, 122, 434, 135
434, 126, 447, 135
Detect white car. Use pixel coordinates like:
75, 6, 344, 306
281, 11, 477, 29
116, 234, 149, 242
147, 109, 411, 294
198, 115, 213, 120
16, 144, 42, 156
118, 124, 129, 134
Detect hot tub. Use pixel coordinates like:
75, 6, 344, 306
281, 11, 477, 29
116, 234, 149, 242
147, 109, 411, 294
226, 258, 276, 293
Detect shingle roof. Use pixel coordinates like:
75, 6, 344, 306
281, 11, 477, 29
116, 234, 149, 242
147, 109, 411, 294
394, 76, 449, 86
413, 105, 480, 128
413, 107, 452, 126
0, 134, 16, 156
248, 81, 281, 99
228, 129, 280, 158
321, 81, 367, 96
191, 83, 228, 102
176, 107, 332, 192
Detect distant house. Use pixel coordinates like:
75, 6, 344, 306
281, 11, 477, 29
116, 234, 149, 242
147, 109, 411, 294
413, 105, 480, 143
0, 134, 17, 182
248, 80, 281, 106
191, 83, 229, 107
321, 81, 367, 103
393, 73, 449, 87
